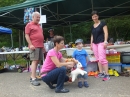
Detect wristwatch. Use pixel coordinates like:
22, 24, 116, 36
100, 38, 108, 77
104, 41, 108, 44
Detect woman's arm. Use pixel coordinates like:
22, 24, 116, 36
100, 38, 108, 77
90, 34, 93, 45
90, 34, 93, 50
103, 25, 108, 43
103, 25, 108, 49
51, 56, 75, 68
60, 57, 66, 62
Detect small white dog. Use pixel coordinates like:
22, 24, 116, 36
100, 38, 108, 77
70, 61, 87, 82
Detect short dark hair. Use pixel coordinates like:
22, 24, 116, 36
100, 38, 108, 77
53, 35, 64, 46
91, 10, 99, 16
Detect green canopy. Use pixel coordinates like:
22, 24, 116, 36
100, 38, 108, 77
0, 0, 130, 29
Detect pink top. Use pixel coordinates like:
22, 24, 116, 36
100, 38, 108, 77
41, 49, 62, 77
25, 22, 44, 48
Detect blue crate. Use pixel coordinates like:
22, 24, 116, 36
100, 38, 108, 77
87, 62, 98, 72
108, 63, 122, 73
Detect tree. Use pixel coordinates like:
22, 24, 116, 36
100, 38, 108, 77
0, 0, 25, 7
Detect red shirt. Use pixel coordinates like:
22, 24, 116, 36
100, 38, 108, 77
25, 22, 44, 48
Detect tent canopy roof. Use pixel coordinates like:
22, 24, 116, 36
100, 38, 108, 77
0, 0, 130, 29
0, 26, 12, 34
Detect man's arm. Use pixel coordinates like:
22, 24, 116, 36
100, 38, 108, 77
25, 24, 35, 50
25, 34, 32, 46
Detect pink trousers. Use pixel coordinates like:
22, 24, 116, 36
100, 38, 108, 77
92, 42, 108, 65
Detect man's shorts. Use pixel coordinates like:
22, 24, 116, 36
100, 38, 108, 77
29, 48, 43, 61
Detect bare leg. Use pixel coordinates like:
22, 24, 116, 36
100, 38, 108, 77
103, 64, 109, 75
31, 60, 39, 79
98, 62, 103, 73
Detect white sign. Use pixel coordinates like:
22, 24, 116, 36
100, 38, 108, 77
39, 15, 46, 24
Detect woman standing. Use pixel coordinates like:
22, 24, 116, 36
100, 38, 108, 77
90, 11, 110, 81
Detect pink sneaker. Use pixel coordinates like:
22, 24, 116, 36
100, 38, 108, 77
102, 75, 110, 81
95, 73, 105, 78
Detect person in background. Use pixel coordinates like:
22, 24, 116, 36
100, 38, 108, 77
41, 35, 77, 93
44, 28, 55, 58
90, 10, 110, 81
25, 12, 45, 86
73, 39, 89, 88
46, 28, 55, 41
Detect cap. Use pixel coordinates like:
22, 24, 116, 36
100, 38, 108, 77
48, 28, 54, 33
75, 39, 83, 44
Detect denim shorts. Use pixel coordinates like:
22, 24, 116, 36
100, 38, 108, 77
77, 67, 88, 79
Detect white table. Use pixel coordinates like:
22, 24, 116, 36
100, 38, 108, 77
0, 51, 30, 71
61, 44, 130, 56
0, 51, 30, 55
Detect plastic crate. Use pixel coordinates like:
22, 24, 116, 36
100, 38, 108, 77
106, 53, 120, 63
122, 64, 130, 72
108, 63, 122, 72
87, 62, 98, 72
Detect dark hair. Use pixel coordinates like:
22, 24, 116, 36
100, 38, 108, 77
91, 11, 99, 16
53, 35, 64, 46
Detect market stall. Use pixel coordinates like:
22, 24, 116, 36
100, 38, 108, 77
60, 44, 130, 75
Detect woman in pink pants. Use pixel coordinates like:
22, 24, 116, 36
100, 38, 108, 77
90, 11, 110, 81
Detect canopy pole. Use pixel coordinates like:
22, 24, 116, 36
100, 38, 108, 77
39, 5, 44, 64
19, 30, 21, 47
69, 22, 72, 42
23, 31, 25, 46
91, 0, 94, 11
39, 6, 42, 28
11, 34, 13, 47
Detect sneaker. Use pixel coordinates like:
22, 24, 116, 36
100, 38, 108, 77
84, 81, 89, 88
102, 75, 110, 81
78, 82, 83, 88
55, 88, 69, 93
113, 69, 119, 77
95, 73, 105, 78
30, 78, 40, 86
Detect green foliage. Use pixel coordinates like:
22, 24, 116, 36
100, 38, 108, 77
106, 15, 130, 41
0, 0, 25, 7
0, 0, 130, 47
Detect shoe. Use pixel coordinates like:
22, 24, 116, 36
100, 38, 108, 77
30, 77, 38, 82
88, 71, 92, 76
113, 69, 119, 77
90, 71, 95, 76
45, 82, 56, 89
108, 68, 114, 76
84, 81, 89, 88
94, 71, 99, 76
30, 78, 40, 86
78, 81, 83, 88
95, 73, 105, 78
55, 88, 69, 93
102, 75, 110, 81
